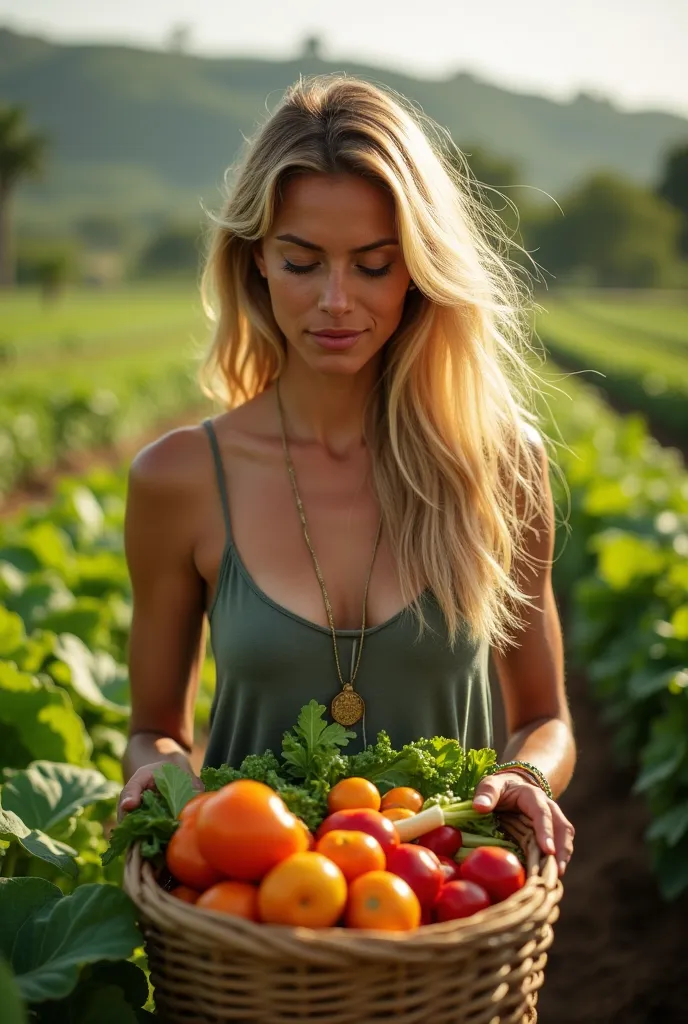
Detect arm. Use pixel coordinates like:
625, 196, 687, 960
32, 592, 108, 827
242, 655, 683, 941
119, 430, 208, 816
474, 434, 576, 872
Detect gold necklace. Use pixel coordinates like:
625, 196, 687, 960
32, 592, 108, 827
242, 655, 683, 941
275, 379, 382, 727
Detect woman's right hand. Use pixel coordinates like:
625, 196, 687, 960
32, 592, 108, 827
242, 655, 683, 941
117, 760, 203, 821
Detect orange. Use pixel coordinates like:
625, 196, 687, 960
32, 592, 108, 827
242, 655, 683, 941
345, 870, 421, 932
380, 787, 424, 814
196, 779, 308, 882
197, 881, 259, 921
258, 852, 347, 928
170, 885, 200, 904
381, 807, 416, 823
327, 777, 381, 813
315, 829, 386, 882
178, 791, 216, 824
166, 821, 224, 892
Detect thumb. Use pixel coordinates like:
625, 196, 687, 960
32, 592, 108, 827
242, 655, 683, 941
472, 776, 505, 813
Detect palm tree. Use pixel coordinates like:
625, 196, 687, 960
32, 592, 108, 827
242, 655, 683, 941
0, 105, 48, 288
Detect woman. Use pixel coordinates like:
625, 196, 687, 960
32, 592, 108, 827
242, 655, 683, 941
119, 76, 575, 876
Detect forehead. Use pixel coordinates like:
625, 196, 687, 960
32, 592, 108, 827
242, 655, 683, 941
270, 173, 396, 245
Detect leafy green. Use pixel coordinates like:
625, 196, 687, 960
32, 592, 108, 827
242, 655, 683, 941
0, 804, 79, 878
101, 790, 177, 867
152, 764, 195, 819
8, 882, 141, 1003
281, 700, 354, 786
0, 956, 27, 1024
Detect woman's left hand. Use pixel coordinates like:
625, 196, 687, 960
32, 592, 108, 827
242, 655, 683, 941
471, 770, 574, 876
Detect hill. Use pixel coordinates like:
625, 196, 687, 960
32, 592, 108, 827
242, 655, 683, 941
2, 26, 687, 230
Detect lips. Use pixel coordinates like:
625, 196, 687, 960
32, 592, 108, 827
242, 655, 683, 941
308, 329, 365, 351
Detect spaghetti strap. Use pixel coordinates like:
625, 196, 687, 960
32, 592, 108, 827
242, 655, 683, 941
202, 418, 232, 542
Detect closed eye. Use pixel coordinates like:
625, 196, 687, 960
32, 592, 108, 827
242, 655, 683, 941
282, 259, 392, 278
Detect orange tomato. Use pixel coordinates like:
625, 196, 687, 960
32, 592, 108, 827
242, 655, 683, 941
346, 870, 421, 932
166, 821, 224, 891
381, 807, 416, 823
196, 881, 259, 921
170, 885, 200, 904
196, 779, 308, 882
315, 829, 386, 882
327, 777, 381, 813
178, 791, 215, 824
380, 787, 424, 814
296, 817, 316, 850
259, 852, 347, 928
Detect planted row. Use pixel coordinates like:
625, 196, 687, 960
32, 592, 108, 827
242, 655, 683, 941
542, 372, 688, 899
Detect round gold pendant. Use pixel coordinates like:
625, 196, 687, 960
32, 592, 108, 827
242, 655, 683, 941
331, 685, 365, 727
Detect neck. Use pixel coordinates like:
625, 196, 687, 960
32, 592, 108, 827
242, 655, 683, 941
276, 354, 381, 456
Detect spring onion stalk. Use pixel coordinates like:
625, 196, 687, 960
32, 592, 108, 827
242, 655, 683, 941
393, 799, 518, 852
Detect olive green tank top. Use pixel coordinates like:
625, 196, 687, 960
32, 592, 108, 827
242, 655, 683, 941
201, 419, 493, 769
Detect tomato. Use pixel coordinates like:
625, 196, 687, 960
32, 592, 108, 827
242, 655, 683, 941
170, 884, 200, 904
316, 809, 399, 856
459, 847, 526, 903
416, 825, 462, 859
258, 852, 347, 928
197, 880, 259, 921
437, 854, 461, 884
328, 777, 381, 813
296, 817, 315, 850
385, 844, 443, 909
315, 829, 386, 882
178, 791, 215, 824
196, 780, 308, 882
346, 870, 421, 932
381, 807, 416, 823
166, 821, 224, 891
380, 787, 424, 814
433, 880, 491, 921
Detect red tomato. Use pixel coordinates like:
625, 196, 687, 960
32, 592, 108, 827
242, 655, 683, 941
316, 808, 399, 856
166, 821, 224, 891
385, 844, 443, 909
459, 847, 526, 903
416, 825, 462, 859
196, 780, 308, 882
437, 854, 461, 884
433, 880, 491, 921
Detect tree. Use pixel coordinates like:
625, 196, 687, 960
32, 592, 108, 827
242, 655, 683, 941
530, 172, 681, 287
0, 105, 48, 288
137, 223, 201, 277
657, 142, 688, 256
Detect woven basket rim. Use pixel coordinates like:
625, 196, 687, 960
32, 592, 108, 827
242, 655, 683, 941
124, 811, 562, 959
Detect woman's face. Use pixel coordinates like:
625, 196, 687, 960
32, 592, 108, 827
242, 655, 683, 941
253, 172, 413, 376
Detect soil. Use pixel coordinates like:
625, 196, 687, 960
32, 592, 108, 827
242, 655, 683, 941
536, 667, 688, 1024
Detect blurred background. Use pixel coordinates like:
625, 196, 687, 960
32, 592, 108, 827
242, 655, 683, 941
1, 3, 687, 1022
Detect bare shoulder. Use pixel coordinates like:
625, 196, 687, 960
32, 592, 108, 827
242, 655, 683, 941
128, 423, 213, 499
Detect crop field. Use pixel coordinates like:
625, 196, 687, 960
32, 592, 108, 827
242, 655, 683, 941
1, 285, 687, 1021
535, 291, 688, 437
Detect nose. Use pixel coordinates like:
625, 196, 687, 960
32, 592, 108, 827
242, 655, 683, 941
318, 269, 352, 317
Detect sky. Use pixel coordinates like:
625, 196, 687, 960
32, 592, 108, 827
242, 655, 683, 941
2, 0, 687, 118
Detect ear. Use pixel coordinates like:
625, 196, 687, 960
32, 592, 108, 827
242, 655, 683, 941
253, 242, 267, 278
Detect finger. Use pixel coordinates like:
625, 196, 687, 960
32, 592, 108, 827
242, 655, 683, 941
472, 776, 507, 812
514, 786, 557, 858
550, 804, 575, 875
117, 772, 155, 820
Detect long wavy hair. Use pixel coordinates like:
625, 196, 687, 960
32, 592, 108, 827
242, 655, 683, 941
200, 74, 551, 650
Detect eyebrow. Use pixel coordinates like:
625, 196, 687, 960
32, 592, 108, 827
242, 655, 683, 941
275, 234, 399, 254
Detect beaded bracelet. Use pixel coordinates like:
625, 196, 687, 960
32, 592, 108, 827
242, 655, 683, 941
485, 760, 554, 800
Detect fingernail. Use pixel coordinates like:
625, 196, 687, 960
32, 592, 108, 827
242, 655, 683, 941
474, 795, 492, 809
546, 838, 556, 854
559, 860, 567, 876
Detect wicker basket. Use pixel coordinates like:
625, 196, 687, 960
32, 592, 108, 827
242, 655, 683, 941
124, 813, 562, 1024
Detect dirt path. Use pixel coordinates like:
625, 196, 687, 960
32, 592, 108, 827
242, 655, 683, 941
537, 667, 687, 1024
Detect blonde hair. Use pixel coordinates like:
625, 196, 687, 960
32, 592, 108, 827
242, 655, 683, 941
200, 74, 550, 650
